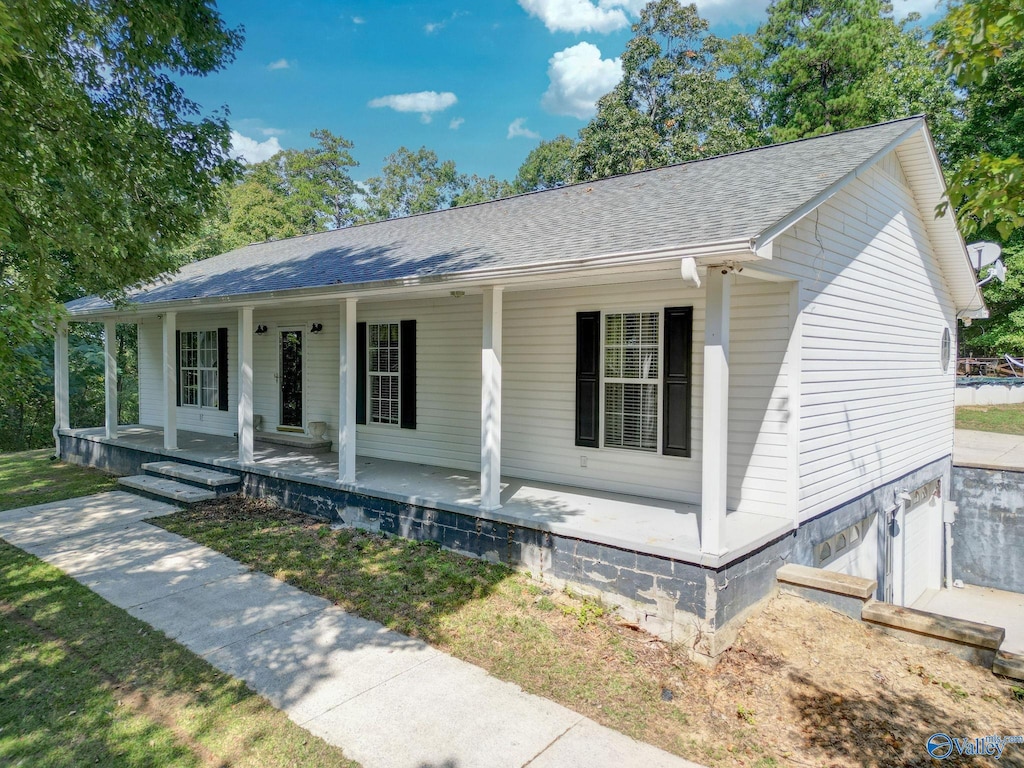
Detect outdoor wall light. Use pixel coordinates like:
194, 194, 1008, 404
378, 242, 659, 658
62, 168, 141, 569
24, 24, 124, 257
255, 324, 268, 335
310, 323, 323, 334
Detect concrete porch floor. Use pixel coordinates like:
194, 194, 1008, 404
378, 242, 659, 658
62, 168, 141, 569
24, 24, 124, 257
66, 426, 793, 566
914, 584, 1024, 656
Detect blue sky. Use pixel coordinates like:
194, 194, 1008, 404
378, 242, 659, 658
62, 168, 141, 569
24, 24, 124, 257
182, 0, 942, 185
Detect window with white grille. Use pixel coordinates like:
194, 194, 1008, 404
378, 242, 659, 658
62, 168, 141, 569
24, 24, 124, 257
369, 322, 400, 425
603, 312, 659, 451
179, 330, 219, 408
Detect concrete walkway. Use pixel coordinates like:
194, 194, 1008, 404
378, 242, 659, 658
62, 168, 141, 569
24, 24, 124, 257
954, 428, 1024, 470
0, 491, 703, 768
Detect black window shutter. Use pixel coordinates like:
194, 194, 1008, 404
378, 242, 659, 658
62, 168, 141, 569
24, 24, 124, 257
356, 322, 367, 425
400, 319, 417, 429
218, 327, 229, 411
575, 311, 601, 447
175, 330, 181, 407
663, 306, 693, 457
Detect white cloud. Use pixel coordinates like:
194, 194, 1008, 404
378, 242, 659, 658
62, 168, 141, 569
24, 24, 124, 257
352, 15, 366, 24
507, 118, 541, 140
267, 58, 292, 71
541, 42, 622, 120
368, 91, 458, 120
259, 127, 286, 137
449, 117, 465, 130
230, 131, 283, 164
518, 0, 629, 33
425, 21, 443, 33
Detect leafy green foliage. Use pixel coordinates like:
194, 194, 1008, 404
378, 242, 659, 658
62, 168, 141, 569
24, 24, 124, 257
751, 0, 948, 141
514, 135, 576, 192
936, 5, 1024, 239
361, 146, 463, 221
574, 0, 762, 180
960, 235, 1024, 354
0, 0, 242, 332
453, 174, 516, 206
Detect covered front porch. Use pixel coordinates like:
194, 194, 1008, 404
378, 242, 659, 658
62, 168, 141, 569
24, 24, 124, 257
61, 425, 792, 567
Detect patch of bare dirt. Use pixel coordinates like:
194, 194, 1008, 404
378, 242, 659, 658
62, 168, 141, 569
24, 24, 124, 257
683, 594, 1024, 767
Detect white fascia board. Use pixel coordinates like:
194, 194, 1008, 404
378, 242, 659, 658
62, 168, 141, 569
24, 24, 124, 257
64, 238, 761, 320
751, 119, 924, 251
908, 121, 987, 315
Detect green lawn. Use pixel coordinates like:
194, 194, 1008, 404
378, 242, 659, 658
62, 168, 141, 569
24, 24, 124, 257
0, 448, 119, 511
0, 541, 358, 768
955, 403, 1024, 435
0, 449, 359, 767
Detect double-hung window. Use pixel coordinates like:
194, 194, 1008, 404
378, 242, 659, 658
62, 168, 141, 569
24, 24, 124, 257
576, 306, 692, 456
603, 312, 659, 451
180, 330, 219, 408
368, 322, 400, 425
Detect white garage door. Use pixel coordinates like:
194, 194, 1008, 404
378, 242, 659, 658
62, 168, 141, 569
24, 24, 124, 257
899, 483, 943, 607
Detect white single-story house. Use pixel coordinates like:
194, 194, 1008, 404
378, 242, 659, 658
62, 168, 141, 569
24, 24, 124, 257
56, 116, 985, 655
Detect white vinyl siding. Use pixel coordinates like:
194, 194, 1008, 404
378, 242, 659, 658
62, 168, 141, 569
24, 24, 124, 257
356, 296, 481, 470
253, 306, 339, 435
137, 318, 162, 427
764, 150, 957, 522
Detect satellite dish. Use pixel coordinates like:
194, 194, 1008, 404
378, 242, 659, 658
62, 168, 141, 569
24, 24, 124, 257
977, 258, 1007, 287
966, 241, 1002, 272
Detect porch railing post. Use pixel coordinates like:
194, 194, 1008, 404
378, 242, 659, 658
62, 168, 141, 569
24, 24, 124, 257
53, 320, 69, 457
104, 318, 118, 439
163, 311, 177, 450
338, 298, 358, 483
238, 306, 254, 464
480, 286, 503, 511
701, 268, 731, 556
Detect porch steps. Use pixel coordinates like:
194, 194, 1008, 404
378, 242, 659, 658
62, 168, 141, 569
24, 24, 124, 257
118, 475, 218, 506
141, 461, 241, 492
117, 461, 241, 507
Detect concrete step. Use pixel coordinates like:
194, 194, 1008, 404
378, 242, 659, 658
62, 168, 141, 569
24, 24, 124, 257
118, 475, 217, 506
142, 461, 240, 493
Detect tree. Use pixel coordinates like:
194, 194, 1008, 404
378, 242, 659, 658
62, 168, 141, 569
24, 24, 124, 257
361, 147, 463, 221
0, 0, 242, 343
935, 0, 1024, 238
285, 129, 361, 229
453, 175, 515, 207
514, 136, 576, 192
751, 0, 949, 142
573, 0, 762, 181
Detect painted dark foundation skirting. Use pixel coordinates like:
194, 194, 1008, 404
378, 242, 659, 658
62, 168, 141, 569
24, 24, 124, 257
60, 433, 950, 655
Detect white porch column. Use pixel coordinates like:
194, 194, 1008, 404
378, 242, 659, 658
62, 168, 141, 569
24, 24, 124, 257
338, 298, 358, 483
162, 311, 178, 450
701, 269, 731, 556
53, 320, 69, 457
103, 318, 118, 439
480, 286, 503, 511
238, 306, 254, 464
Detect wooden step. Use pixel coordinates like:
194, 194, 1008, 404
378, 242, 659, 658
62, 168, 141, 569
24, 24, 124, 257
118, 475, 217, 506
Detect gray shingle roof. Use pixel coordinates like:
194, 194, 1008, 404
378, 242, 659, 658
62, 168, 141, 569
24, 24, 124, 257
67, 117, 922, 313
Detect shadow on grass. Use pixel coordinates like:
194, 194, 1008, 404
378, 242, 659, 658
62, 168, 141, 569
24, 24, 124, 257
155, 497, 515, 646
0, 540, 357, 767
